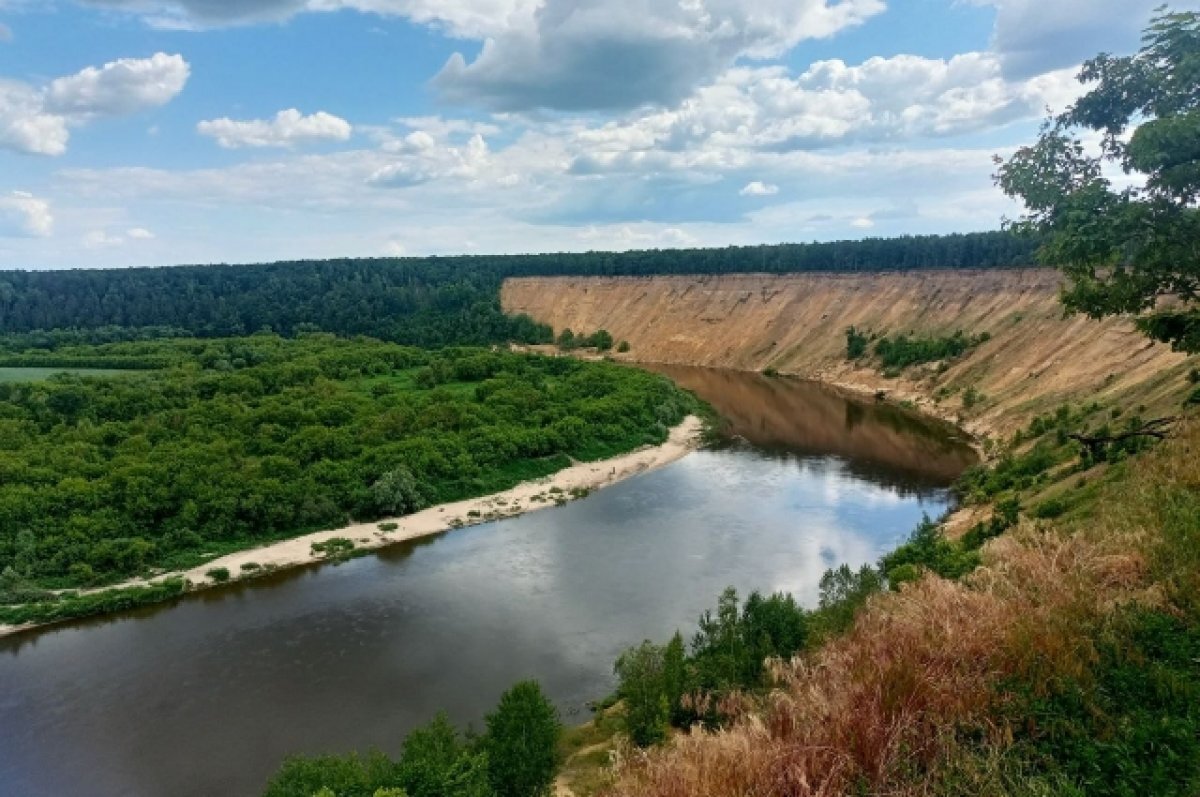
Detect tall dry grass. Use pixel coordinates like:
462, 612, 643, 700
607, 419, 1198, 797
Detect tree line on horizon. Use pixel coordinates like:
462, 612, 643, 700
0, 231, 1038, 346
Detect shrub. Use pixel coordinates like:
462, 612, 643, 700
378, 522, 399, 532
845, 326, 869, 360
483, 681, 561, 797
881, 518, 980, 586
617, 340, 631, 353
1007, 610, 1200, 797
311, 538, 355, 557
873, 330, 988, 369
240, 562, 261, 571
206, 567, 230, 583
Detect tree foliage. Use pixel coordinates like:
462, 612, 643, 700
482, 681, 561, 797
0, 336, 697, 592
614, 641, 671, 747
0, 232, 1036, 344
996, 8, 1200, 352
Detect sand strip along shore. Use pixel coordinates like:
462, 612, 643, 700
0, 416, 703, 639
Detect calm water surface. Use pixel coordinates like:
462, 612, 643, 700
0, 368, 975, 797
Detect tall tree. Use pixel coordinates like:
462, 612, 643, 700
482, 681, 560, 797
614, 641, 670, 747
996, 8, 1200, 352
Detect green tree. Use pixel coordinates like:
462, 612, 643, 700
661, 631, 689, 726
397, 713, 469, 797
589, 330, 614, 351
996, 8, 1200, 352
691, 587, 745, 691
372, 466, 427, 516
482, 681, 560, 797
614, 641, 670, 747
261, 752, 399, 797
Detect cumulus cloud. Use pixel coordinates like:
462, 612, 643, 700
367, 132, 492, 187
433, 0, 886, 111
127, 226, 155, 239
969, 0, 1200, 77
45, 53, 190, 119
568, 53, 1081, 174
197, 109, 352, 148
0, 53, 189, 155
0, 80, 70, 155
0, 22, 13, 42
79, 0, 309, 27
80, 0, 538, 36
740, 181, 779, 196
0, 191, 53, 237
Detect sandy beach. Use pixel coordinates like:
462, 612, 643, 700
0, 415, 703, 638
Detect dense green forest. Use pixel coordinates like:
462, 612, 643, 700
0, 231, 1036, 344
0, 335, 698, 600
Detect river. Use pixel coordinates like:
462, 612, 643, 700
0, 368, 975, 797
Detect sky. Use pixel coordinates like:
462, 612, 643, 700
0, 0, 1192, 269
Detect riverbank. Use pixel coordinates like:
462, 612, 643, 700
0, 415, 704, 639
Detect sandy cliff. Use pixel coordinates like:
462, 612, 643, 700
503, 269, 1196, 437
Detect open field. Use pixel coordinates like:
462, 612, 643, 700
0, 367, 136, 382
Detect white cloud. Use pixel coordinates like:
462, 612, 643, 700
81, 0, 538, 37
367, 132, 492, 187
0, 53, 189, 156
84, 229, 126, 248
0, 22, 12, 42
197, 108, 352, 149
433, 0, 886, 111
568, 53, 1082, 174
0, 191, 53, 237
740, 181, 779, 196
45, 52, 190, 119
968, 0, 1200, 77
0, 80, 70, 155
127, 226, 155, 239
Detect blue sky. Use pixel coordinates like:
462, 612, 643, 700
0, 0, 1191, 268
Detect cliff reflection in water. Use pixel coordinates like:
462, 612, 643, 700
648, 364, 978, 491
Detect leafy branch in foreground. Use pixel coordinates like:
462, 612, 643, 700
996, 7, 1200, 352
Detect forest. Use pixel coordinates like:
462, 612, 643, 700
0, 335, 698, 603
0, 231, 1037, 344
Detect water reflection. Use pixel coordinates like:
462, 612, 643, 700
647, 364, 977, 491
0, 368, 973, 797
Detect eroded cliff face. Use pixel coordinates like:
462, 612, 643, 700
502, 270, 1196, 437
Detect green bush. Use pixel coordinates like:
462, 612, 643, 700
873, 330, 988, 369
1007, 610, 1200, 797
206, 567, 230, 583
845, 326, 870, 360
881, 518, 980, 586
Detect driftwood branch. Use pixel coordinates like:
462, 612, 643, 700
1067, 416, 1178, 457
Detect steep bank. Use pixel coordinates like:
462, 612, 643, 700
503, 270, 1196, 437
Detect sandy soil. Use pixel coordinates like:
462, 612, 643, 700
0, 415, 703, 639
169, 414, 702, 584
502, 270, 1196, 438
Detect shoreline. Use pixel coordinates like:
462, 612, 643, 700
0, 416, 704, 640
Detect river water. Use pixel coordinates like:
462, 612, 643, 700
0, 368, 975, 797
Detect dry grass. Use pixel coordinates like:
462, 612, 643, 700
607, 418, 1199, 797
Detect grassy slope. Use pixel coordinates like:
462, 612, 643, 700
600, 413, 1199, 797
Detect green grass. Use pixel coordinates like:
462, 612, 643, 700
0, 367, 137, 383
